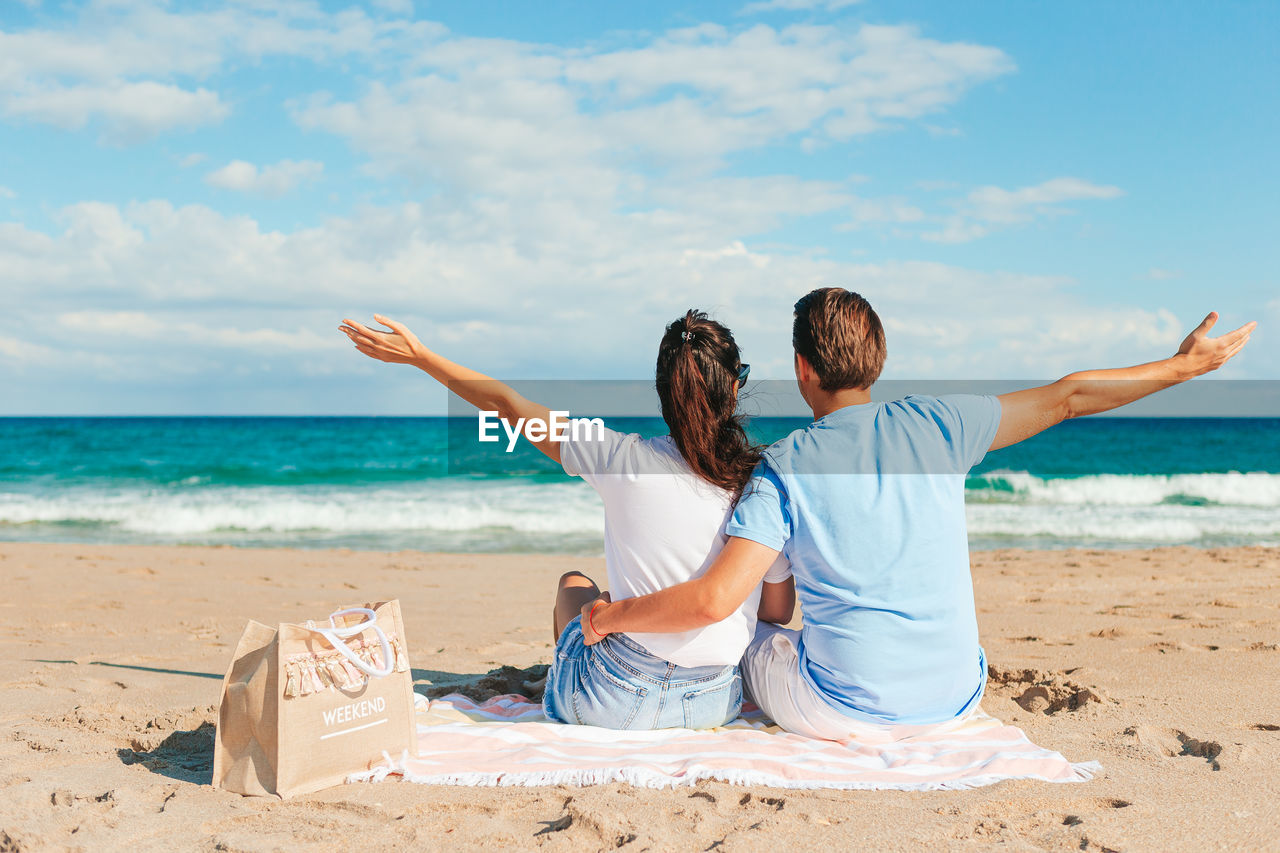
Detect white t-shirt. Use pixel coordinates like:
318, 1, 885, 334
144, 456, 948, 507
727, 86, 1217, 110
561, 424, 791, 668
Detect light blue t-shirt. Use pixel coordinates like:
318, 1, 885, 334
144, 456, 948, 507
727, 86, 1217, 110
726, 394, 1002, 726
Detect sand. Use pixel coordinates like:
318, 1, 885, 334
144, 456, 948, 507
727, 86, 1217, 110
0, 542, 1277, 852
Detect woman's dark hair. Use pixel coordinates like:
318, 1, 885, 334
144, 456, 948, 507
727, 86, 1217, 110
655, 310, 761, 498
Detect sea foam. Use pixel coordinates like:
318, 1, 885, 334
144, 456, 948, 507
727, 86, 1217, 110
2, 471, 1278, 551
968, 470, 1280, 507
0, 481, 605, 536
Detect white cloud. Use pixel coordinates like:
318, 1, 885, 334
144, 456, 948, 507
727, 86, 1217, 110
680, 240, 772, 270
0, 3, 433, 84
923, 123, 962, 137
371, 0, 414, 14
567, 24, 1012, 150
841, 196, 926, 229
0, 2, 443, 139
3, 81, 227, 141
205, 159, 324, 197
0, 328, 123, 377
831, 177, 1119, 240
740, 0, 863, 14
923, 177, 1123, 243
56, 310, 158, 335
0, 186, 15, 199
178, 152, 207, 168
868, 266, 1183, 377
1141, 267, 1182, 280
0, 334, 56, 364
57, 310, 332, 352
920, 219, 991, 244
0, 199, 1219, 391
650, 176, 855, 236
274, 16, 1019, 312
294, 22, 1013, 196
965, 177, 1124, 223
3, 7, 1249, 408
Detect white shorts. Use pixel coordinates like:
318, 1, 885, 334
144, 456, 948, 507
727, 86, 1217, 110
741, 622, 975, 743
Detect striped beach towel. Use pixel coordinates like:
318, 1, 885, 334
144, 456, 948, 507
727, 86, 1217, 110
349, 692, 1100, 791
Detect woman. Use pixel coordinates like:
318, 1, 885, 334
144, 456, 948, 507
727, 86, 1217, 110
339, 310, 793, 730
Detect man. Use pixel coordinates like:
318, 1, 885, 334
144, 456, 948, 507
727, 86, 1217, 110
579, 288, 1255, 739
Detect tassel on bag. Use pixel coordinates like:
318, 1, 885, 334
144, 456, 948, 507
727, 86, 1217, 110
342, 659, 364, 688
314, 657, 333, 689
325, 659, 349, 690
305, 661, 325, 694
297, 664, 314, 697
283, 662, 301, 699
282, 630, 412, 700
340, 659, 361, 690
294, 661, 309, 695
314, 661, 330, 693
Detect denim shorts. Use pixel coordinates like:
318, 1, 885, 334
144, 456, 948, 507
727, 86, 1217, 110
543, 616, 743, 730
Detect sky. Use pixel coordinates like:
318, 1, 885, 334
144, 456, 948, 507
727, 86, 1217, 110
0, 0, 1275, 415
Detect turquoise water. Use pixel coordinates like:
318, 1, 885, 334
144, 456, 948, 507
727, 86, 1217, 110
1, 416, 1278, 553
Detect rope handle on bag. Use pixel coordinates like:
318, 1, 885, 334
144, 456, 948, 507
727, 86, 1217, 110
306, 607, 394, 678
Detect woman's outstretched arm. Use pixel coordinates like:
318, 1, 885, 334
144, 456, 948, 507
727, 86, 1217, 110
340, 314, 562, 463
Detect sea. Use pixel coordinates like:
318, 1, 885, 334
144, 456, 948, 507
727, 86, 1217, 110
1, 416, 1278, 554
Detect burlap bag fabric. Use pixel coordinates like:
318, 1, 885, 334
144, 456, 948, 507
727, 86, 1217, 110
212, 600, 416, 798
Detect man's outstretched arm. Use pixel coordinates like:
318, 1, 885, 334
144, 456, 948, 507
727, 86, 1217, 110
991, 312, 1256, 451
580, 537, 782, 644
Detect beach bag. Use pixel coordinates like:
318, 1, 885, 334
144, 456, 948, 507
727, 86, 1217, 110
212, 600, 415, 798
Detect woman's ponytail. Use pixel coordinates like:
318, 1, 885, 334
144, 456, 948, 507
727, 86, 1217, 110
656, 310, 760, 498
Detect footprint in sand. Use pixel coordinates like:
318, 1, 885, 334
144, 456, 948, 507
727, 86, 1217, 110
953, 796, 1132, 847
421, 664, 550, 701
535, 797, 638, 848
1143, 641, 1219, 653
987, 666, 1108, 715
119, 723, 217, 780
1125, 725, 1223, 770
738, 793, 785, 811
1095, 798, 1132, 809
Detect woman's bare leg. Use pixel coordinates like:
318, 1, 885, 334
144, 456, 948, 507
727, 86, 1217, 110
553, 571, 601, 642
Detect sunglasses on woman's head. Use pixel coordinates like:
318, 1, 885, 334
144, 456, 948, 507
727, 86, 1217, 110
737, 363, 751, 389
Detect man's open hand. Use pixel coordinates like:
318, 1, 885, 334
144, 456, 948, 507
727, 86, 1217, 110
580, 592, 611, 646
1177, 312, 1256, 376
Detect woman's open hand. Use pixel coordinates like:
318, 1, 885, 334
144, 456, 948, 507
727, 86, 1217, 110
1175, 311, 1256, 376
339, 314, 426, 365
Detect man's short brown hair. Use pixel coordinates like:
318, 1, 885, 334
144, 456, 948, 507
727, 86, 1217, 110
792, 288, 887, 391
